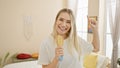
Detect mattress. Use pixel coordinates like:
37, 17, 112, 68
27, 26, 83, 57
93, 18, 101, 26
3, 60, 42, 68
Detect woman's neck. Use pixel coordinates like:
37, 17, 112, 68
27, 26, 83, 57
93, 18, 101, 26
59, 34, 68, 40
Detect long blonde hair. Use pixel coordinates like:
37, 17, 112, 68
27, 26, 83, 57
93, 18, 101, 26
52, 8, 81, 57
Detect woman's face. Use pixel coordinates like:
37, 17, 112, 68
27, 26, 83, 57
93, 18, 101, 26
55, 12, 71, 36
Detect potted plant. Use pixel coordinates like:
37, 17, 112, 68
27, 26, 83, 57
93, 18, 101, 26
0, 52, 10, 68
117, 58, 120, 66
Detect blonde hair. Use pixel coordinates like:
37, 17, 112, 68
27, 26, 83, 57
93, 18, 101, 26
52, 8, 81, 58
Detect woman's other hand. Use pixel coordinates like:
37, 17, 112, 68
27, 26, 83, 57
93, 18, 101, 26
88, 18, 98, 32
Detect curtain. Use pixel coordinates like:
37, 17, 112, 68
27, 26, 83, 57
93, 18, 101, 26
107, 0, 120, 68
67, 0, 78, 17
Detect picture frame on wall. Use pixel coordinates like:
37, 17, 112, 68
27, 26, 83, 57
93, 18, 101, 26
87, 16, 97, 33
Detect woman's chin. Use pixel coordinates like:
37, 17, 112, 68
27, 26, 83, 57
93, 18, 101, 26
57, 30, 67, 35
58, 32, 66, 35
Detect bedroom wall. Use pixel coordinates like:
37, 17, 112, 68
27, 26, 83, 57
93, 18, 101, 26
0, 0, 64, 57
0, 0, 103, 58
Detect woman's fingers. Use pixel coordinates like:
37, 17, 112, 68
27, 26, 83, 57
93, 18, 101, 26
55, 47, 64, 57
89, 19, 98, 29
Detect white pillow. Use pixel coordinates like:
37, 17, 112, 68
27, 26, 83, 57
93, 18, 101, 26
97, 55, 109, 68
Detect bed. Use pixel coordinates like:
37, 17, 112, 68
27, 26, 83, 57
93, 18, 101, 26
3, 60, 42, 68
3, 53, 109, 68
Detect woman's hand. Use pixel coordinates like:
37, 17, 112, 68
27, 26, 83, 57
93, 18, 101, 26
88, 18, 98, 32
54, 47, 64, 61
42, 47, 64, 68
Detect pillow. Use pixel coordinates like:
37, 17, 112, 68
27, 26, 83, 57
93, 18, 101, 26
31, 53, 39, 59
17, 53, 31, 59
83, 53, 98, 68
97, 55, 109, 68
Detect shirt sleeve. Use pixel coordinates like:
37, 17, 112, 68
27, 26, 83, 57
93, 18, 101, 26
79, 37, 93, 56
38, 40, 50, 65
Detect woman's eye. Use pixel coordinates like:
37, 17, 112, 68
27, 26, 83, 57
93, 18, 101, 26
59, 18, 64, 21
67, 21, 71, 23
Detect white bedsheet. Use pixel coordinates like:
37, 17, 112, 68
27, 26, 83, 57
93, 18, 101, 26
3, 60, 42, 68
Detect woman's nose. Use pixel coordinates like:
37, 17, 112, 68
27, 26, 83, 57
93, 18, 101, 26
62, 21, 66, 26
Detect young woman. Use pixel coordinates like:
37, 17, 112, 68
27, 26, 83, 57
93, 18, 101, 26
38, 8, 100, 68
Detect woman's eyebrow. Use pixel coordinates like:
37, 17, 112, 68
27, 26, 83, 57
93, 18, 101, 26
67, 20, 71, 22
59, 17, 71, 21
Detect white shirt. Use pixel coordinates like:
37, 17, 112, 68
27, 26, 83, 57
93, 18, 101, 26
38, 35, 93, 68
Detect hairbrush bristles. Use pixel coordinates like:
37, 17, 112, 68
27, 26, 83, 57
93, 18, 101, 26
57, 35, 64, 47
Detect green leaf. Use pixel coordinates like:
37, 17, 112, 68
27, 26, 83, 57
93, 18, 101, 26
11, 53, 18, 58
3, 52, 10, 64
117, 58, 120, 65
0, 58, 2, 65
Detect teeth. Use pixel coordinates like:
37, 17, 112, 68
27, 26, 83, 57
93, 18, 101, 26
59, 26, 66, 31
61, 28, 65, 31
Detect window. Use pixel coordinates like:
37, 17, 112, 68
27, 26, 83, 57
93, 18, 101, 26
105, 0, 116, 59
76, 0, 88, 41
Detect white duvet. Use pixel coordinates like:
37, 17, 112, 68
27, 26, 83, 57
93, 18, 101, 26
3, 60, 42, 68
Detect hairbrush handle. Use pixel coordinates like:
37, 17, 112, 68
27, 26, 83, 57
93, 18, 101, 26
59, 55, 63, 61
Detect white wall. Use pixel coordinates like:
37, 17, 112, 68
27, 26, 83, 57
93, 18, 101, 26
0, 0, 63, 57
88, 0, 99, 16
0, 0, 103, 58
